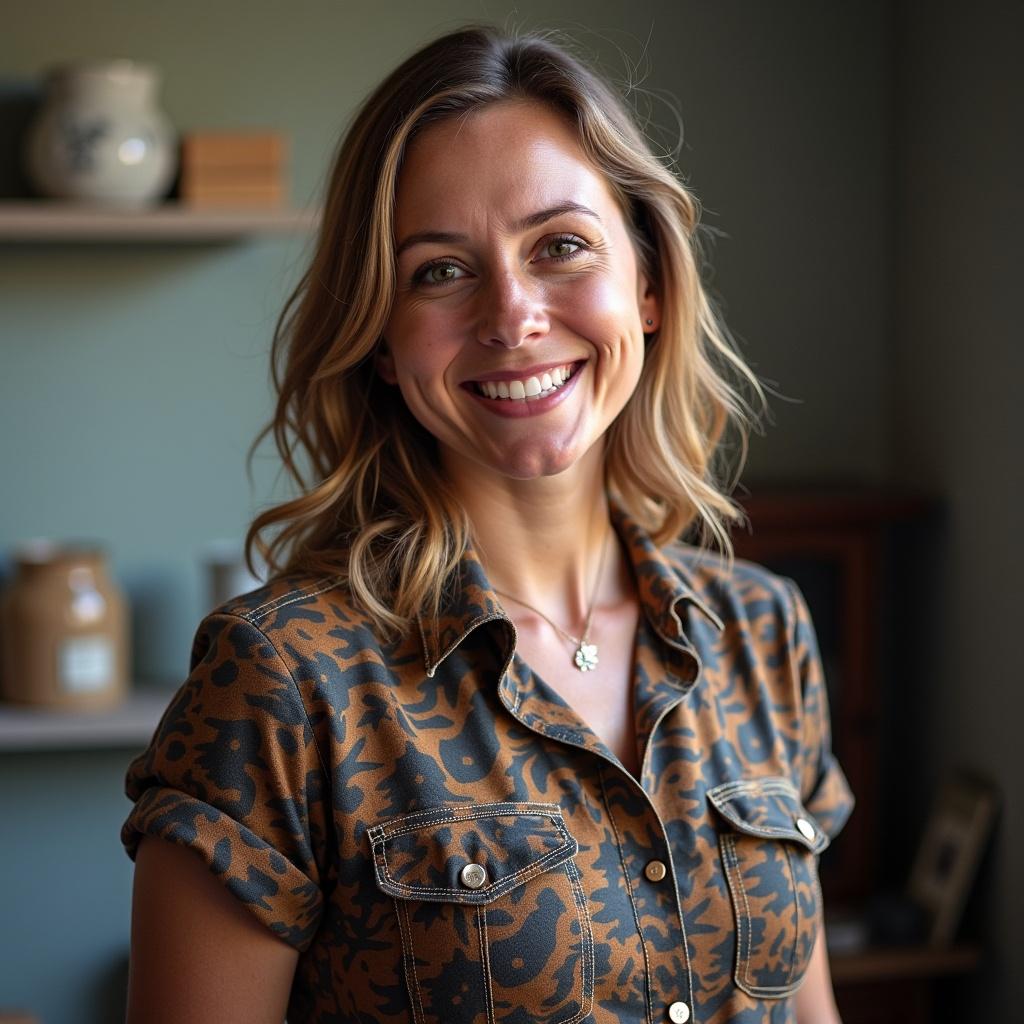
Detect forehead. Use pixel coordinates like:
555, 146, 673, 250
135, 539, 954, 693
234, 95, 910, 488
394, 100, 622, 231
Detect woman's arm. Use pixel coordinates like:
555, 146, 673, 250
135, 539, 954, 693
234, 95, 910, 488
126, 835, 299, 1024
795, 910, 843, 1024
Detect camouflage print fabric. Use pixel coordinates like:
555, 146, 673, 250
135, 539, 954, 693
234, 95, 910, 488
121, 500, 854, 1023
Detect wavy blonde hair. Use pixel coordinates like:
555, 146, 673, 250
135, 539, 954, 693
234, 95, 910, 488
245, 23, 766, 638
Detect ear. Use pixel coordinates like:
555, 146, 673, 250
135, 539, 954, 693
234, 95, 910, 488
638, 272, 661, 333
375, 339, 398, 384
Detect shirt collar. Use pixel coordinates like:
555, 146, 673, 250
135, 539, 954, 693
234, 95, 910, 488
608, 500, 725, 644
418, 497, 724, 679
417, 545, 512, 679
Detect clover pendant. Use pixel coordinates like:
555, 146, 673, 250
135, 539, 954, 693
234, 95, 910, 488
574, 642, 599, 672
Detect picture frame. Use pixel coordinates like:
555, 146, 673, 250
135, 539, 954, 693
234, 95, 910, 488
907, 774, 1000, 946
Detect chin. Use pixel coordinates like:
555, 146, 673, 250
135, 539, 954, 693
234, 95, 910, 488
490, 438, 585, 480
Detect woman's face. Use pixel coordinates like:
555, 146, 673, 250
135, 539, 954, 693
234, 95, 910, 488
379, 99, 659, 483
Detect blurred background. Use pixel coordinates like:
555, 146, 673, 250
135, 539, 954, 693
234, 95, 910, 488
0, 1, 1020, 1022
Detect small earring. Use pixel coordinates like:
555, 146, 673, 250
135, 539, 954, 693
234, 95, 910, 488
645, 318, 654, 326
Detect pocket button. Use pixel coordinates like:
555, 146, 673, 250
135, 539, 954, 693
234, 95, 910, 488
644, 859, 667, 882
459, 862, 487, 889
795, 817, 816, 841
667, 1001, 690, 1023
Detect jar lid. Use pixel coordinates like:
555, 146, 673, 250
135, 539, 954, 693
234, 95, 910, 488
13, 538, 108, 566
45, 59, 159, 89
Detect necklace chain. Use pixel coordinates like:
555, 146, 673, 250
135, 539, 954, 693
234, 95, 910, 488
492, 528, 611, 672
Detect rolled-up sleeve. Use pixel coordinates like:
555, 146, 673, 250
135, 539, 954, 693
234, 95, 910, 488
784, 577, 856, 842
121, 612, 330, 951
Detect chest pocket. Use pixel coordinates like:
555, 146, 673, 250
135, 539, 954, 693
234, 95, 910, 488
368, 800, 595, 1024
707, 776, 829, 999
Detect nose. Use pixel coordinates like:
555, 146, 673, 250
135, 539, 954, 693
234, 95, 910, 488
475, 266, 550, 349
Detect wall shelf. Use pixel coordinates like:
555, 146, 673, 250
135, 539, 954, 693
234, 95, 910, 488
0, 688, 175, 752
0, 200, 321, 242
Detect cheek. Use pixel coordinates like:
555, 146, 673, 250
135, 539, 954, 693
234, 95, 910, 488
557, 270, 639, 331
557, 277, 645, 381
581, 283, 645, 417
385, 314, 456, 389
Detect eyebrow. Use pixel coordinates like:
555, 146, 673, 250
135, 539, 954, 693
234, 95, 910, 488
394, 201, 603, 259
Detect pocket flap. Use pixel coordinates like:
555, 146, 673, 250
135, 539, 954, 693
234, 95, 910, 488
366, 800, 578, 905
706, 776, 830, 854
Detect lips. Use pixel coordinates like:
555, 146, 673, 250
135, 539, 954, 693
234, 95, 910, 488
464, 360, 585, 401
464, 360, 586, 418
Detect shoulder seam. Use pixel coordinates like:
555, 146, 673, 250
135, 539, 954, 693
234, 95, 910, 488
235, 574, 344, 627
215, 611, 332, 791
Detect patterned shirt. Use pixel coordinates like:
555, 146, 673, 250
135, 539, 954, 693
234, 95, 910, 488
121, 501, 854, 1024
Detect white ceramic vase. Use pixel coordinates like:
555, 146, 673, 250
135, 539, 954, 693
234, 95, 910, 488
23, 59, 177, 206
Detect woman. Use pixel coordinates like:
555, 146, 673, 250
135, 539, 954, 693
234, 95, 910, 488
123, 24, 853, 1024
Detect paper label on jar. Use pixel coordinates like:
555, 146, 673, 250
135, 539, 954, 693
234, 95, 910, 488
58, 635, 115, 694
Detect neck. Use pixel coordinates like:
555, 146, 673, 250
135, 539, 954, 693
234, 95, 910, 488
442, 442, 628, 629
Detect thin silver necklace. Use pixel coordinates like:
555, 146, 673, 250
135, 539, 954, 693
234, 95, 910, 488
492, 528, 611, 672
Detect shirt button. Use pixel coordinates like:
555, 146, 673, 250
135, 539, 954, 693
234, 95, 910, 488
459, 862, 487, 890
795, 817, 816, 841
644, 859, 668, 882
667, 1001, 690, 1023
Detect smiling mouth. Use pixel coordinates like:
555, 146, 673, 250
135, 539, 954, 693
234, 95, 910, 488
470, 362, 581, 401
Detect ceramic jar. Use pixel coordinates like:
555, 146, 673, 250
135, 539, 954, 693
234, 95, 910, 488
0, 542, 130, 709
23, 59, 177, 206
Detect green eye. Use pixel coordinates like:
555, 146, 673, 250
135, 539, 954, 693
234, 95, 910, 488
547, 238, 580, 258
413, 261, 465, 287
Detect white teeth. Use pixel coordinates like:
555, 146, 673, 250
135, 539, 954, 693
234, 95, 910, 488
475, 363, 577, 400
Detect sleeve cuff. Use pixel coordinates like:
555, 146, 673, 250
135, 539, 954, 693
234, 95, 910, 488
802, 752, 856, 842
122, 785, 324, 952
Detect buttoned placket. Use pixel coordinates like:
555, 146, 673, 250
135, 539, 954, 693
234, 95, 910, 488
490, 599, 712, 1024
416, 503, 726, 1024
